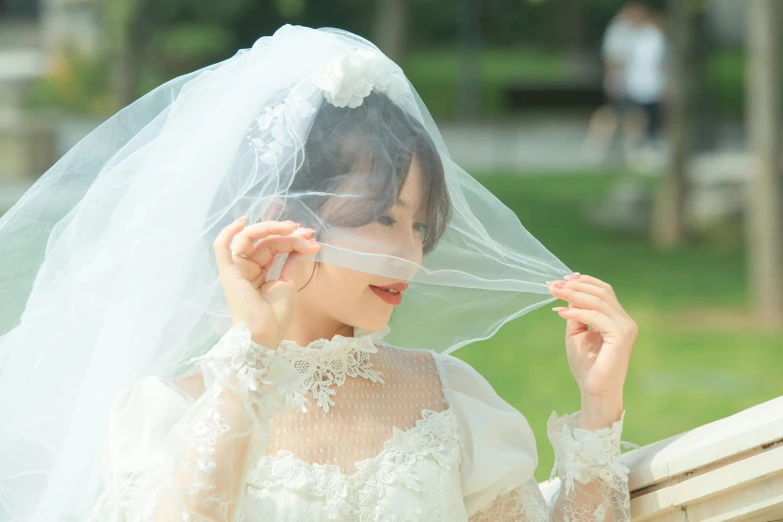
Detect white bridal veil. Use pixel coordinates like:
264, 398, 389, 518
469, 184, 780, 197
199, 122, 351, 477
0, 25, 571, 520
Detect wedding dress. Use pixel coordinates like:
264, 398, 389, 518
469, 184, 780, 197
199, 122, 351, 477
0, 25, 637, 520
87, 322, 632, 521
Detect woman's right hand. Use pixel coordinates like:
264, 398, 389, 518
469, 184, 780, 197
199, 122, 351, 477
213, 216, 321, 349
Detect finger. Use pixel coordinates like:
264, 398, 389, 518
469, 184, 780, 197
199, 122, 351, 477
249, 227, 315, 254
234, 220, 301, 246
249, 234, 321, 268
554, 306, 617, 336
552, 280, 627, 318
237, 230, 319, 287
548, 283, 625, 323
279, 252, 317, 284
213, 215, 248, 269
259, 279, 297, 332
564, 273, 616, 297
230, 220, 301, 256
279, 252, 300, 284
250, 270, 267, 290
233, 253, 266, 287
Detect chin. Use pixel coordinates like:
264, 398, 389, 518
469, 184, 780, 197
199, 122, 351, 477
356, 313, 392, 333
353, 299, 394, 332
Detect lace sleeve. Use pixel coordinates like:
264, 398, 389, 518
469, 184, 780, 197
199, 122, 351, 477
469, 410, 636, 522
547, 409, 635, 522
88, 322, 306, 521
468, 477, 549, 522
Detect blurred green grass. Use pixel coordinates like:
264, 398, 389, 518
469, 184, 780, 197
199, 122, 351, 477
405, 47, 758, 120
404, 47, 570, 119
454, 172, 783, 482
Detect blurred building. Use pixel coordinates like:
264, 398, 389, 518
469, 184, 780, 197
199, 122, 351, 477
0, 0, 102, 197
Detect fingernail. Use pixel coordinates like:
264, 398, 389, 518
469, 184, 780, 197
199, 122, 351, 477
564, 272, 580, 280
552, 306, 568, 312
235, 215, 247, 223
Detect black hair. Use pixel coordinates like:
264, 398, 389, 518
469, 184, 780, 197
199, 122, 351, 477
286, 91, 451, 255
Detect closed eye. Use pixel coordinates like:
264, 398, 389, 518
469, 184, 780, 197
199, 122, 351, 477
413, 222, 429, 234
378, 216, 428, 236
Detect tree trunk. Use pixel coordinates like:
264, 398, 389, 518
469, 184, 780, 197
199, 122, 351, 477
112, 44, 137, 108
457, 0, 480, 121
109, 0, 149, 109
372, 0, 410, 65
746, 0, 783, 325
652, 0, 694, 248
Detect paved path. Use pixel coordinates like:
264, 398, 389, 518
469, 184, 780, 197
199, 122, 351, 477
0, 117, 747, 212
439, 117, 616, 173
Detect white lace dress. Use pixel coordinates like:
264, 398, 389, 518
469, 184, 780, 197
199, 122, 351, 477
87, 322, 634, 522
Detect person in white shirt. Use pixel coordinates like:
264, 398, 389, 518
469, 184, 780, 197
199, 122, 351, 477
581, 2, 648, 164
624, 6, 667, 144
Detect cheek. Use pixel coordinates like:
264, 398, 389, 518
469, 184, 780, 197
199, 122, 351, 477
304, 263, 394, 331
317, 264, 373, 300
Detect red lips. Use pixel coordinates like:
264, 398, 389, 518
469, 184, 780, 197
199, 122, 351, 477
374, 282, 409, 293
369, 282, 408, 306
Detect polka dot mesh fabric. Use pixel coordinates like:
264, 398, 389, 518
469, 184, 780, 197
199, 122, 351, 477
171, 337, 449, 475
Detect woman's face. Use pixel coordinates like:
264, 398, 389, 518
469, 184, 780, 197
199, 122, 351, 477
291, 155, 428, 332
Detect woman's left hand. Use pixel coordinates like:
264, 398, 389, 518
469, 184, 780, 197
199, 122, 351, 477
547, 273, 638, 413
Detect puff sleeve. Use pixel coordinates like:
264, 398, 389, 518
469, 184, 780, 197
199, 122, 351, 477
434, 352, 635, 522
87, 322, 306, 522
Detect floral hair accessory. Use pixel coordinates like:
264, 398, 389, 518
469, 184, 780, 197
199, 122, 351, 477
250, 89, 316, 165
315, 49, 409, 109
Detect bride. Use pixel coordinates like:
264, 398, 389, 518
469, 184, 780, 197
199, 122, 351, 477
0, 25, 638, 521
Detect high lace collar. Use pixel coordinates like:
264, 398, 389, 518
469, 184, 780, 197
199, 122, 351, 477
278, 324, 390, 355
277, 324, 390, 414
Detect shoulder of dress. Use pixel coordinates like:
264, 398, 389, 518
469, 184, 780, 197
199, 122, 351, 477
169, 371, 205, 401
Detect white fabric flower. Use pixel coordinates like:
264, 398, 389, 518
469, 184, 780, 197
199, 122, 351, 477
315, 52, 373, 108
315, 49, 408, 108
249, 89, 316, 165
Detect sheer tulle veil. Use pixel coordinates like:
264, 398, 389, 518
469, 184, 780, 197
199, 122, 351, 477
0, 24, 571, 520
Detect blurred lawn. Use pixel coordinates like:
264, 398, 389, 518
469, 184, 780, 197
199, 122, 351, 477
454, 172, 783, 482
405, 47, 759, 120
404, 47, 570, 119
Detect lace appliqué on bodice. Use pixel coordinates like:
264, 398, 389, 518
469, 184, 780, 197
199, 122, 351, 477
247, 408, 460, 521
279, 333, 385, 413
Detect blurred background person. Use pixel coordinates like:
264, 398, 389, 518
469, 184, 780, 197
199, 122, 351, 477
580, 2, 638, 164
581, 1, 667, 168
623, 2, 668, 169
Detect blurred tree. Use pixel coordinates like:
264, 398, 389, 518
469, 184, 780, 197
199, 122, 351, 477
105, 0, 304, 107
458, 0, 480, 120
276, 0, 306, 18
372, 0, 410, 63
105, 0, 245, 106
652, 0, 702, 248
746, 0, 783, 325
105, 0, 148, 107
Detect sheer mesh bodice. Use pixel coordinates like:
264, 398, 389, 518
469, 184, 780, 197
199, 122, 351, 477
266, 341, 448, 474
87, 322, 635, 521
170, 328, 449, 475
